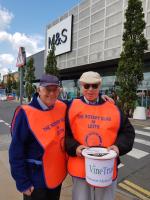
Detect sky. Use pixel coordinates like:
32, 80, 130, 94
0, 0, 80, 79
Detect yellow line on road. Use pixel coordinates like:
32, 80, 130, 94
124, 180, 150, 197
118, 183, 150, 200
132, 123, 145, 127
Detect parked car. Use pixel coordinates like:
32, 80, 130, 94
7, 94, 15, 101
0, 94, 7, 101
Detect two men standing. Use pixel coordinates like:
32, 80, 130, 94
9, 71, 135, 200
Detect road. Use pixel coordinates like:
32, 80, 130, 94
0, 100, 150, 199
0, 100, 19, 151
118, 124, 150, 199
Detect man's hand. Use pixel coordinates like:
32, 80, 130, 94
23, 186, 34, 196
76, 145, 88, 157
101, 95, 114, 103
107, 145, 119, 156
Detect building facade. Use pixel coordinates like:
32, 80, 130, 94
45, 0, 150, 105
27, 50, 45, 81
3, 71, 19, 84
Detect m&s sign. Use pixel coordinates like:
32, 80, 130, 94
46, 15, 73, 56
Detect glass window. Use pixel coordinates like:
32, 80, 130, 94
90, 20, 104, 34
101, 76, 116, 94
78, 46, 89, 56
89, 52, 103, 62
79, 7, 90, 19
78, 27, 89, 39
90, 41, 103, 53
59, 61, 66, 69
106, 0, 119, 6
147, 12, 150, 25
105, 35, 122, 49
90, 31, 104, 43
73, 32, 78, 41
105, 23, 122, 38
67, 50, 76, 59
78, 36, 89, 47
106, 1, 123, 16
67, 59, 76, 68
61, 80, 78, 100
59, 54, 66, 62
73, 23, 78, 32
79, 17, 90, 30
104, 47, 121, 60
91, 0, 105, 14
72, 41, 77, 49
148, 39, 150, 50
146, 26, 150, 39
106, 12, 122, 27
91, 9, 105, 24
148, 0, 150, 10
79, 0, 90, 12
77, 55, 88, 65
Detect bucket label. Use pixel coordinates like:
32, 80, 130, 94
87, 175, 112, 183
89, 164, 113, 175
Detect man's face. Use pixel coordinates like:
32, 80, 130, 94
38, 85, 60, 106
81, 82, 101, 101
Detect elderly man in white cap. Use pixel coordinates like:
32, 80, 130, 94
65, 71, 135, 200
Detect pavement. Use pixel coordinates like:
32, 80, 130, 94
0, 118, 150, 200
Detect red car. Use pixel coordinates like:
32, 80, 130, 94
7, 95, 15, 101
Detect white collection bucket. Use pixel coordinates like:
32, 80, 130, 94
82, 147, 117, 187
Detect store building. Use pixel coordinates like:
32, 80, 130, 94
45, 0, 150, 104
27, 50, 45, 81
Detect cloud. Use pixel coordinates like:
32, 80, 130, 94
0, 31, 44, 77
0, 53, 14, 64
0, 54, 15, 78
0, 31, 11, 41
0, 31, 44, 55
0, 6, 44, 79
12, 32, 44, 56
0, 6, 14, 31
0, 65, 9, 79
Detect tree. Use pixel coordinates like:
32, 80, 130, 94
45, 42, 59, 76
6, 72, 13, 94
116, 0, 148, 116
25, 57, 36, 102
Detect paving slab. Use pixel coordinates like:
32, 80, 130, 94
0, 150, 22, 200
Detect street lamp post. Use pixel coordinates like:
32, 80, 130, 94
16, 47, 26, 105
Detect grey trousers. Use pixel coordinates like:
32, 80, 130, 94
72, 177, 117, 200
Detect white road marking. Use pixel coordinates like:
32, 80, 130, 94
144, 127, 150, 130
135, 130, 150, 137
135, 138, 150, 146
127, 148, 149, 159
4, 123, 10, 126
0, 120, 10, 127
118, 163, 124, 168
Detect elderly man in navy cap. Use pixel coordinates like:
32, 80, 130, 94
9, 74, 67, 200
65, 71, 135, 200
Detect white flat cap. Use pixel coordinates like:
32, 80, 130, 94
79, 71, 102, 84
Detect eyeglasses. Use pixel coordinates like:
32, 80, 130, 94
83, 84, 99, 89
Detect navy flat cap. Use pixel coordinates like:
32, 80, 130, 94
39, 74, 59, 87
